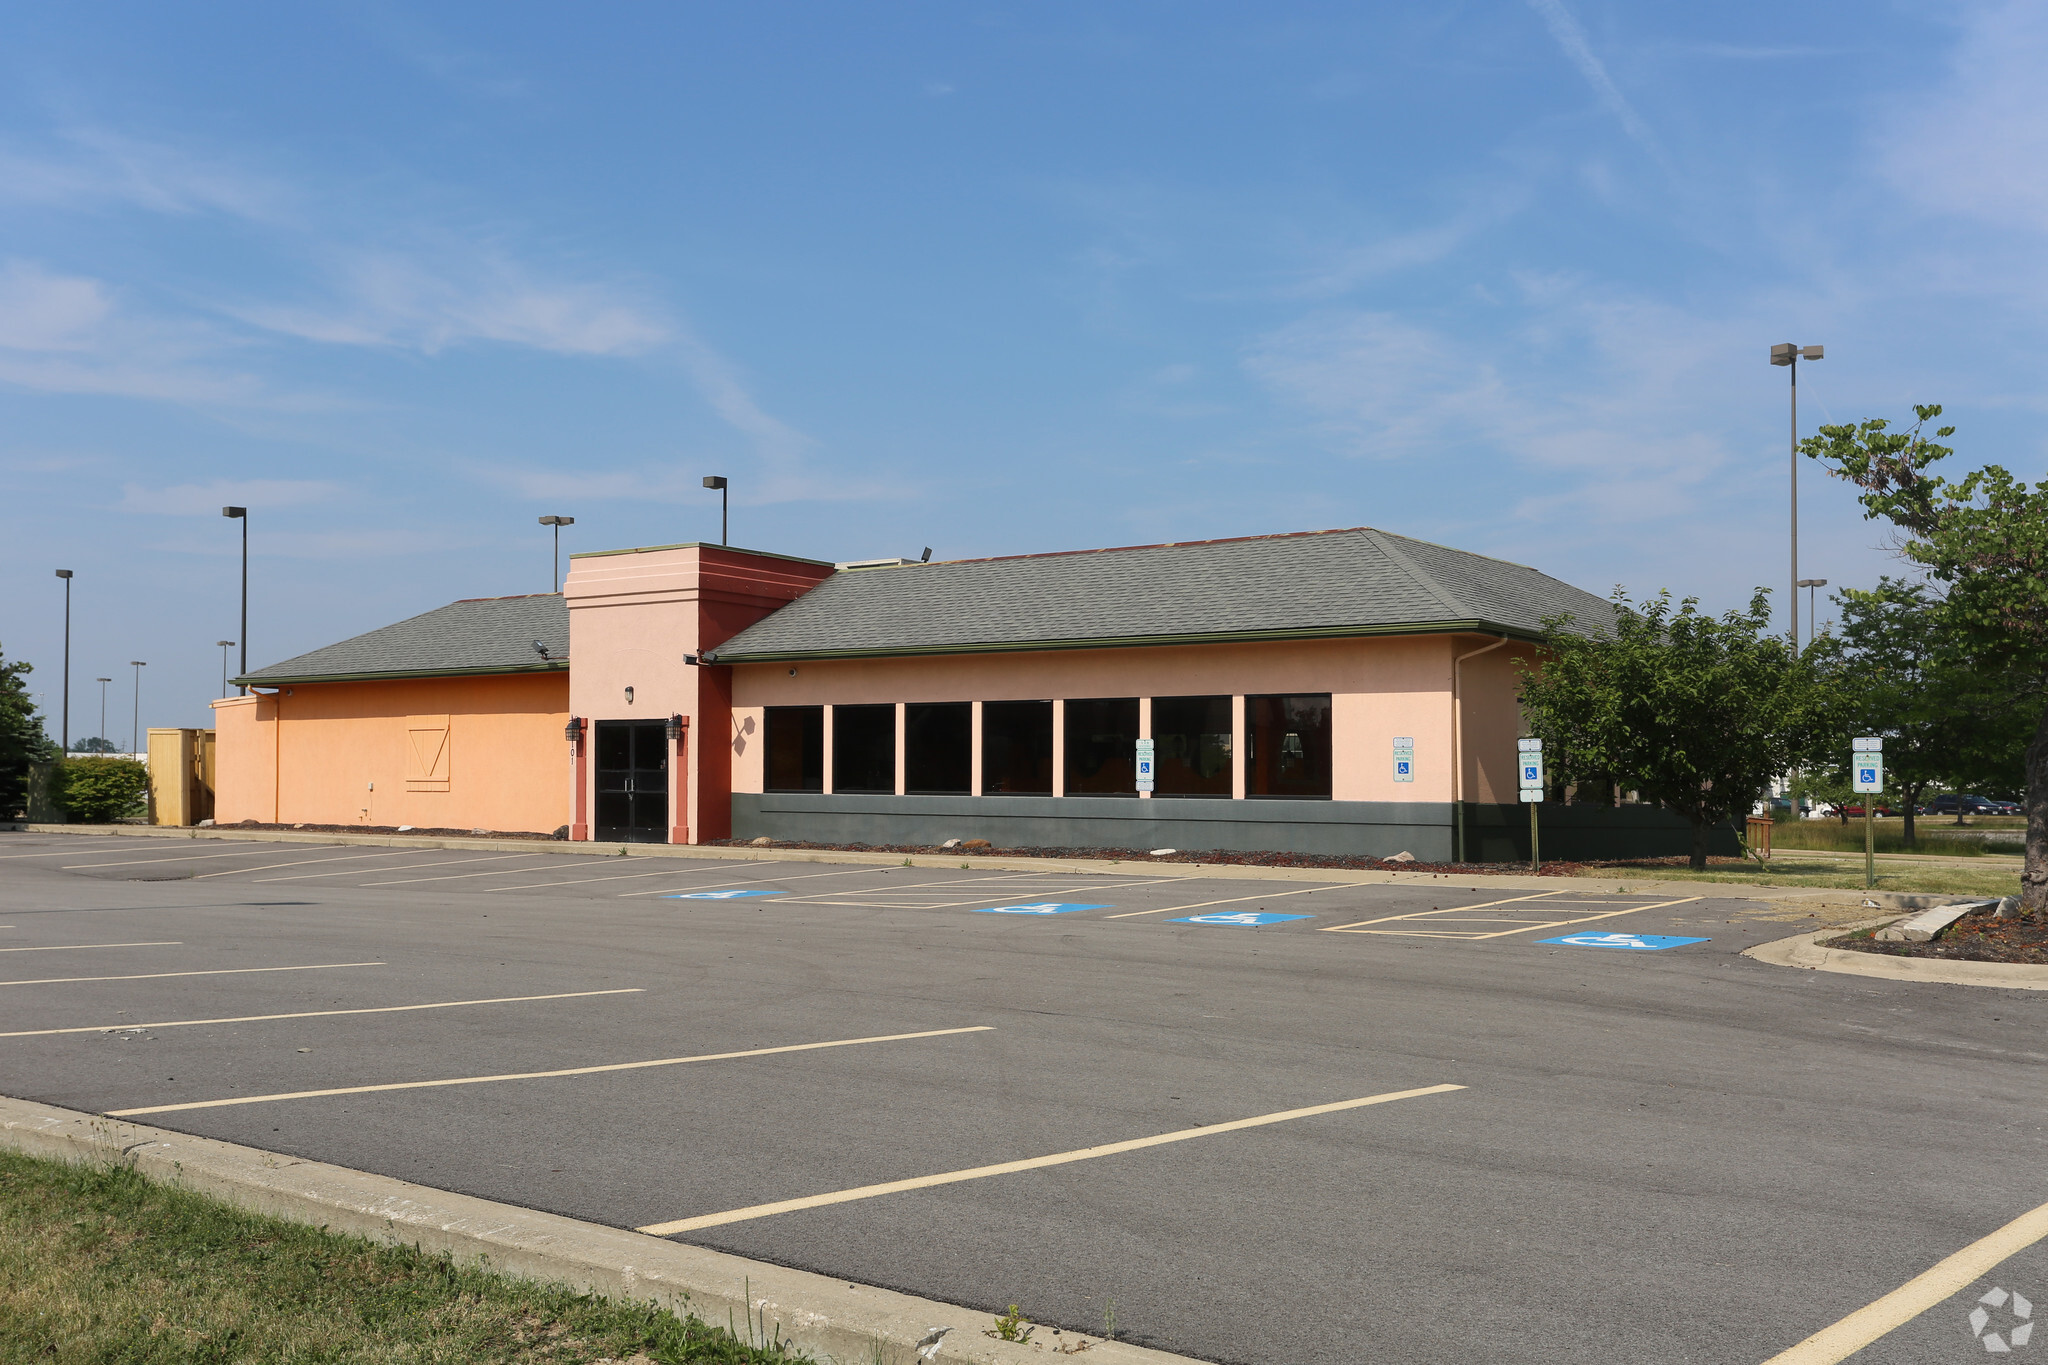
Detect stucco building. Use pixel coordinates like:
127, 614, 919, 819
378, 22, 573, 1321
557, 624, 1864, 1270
214, 526, 1697, 862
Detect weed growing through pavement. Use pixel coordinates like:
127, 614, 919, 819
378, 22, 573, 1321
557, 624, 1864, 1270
1102, 1297, 1117, 1341
986, 1305, 1034, 1343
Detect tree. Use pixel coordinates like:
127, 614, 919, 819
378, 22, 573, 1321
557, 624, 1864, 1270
1832, 580, 2034, 847
58, 756, 151, 824
68, 736, 118, 754
1518, 589, 1844, 869
0, 642, 56, 820
1803, 405, 2048, 913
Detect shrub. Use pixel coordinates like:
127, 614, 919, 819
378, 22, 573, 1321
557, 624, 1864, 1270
59, 756, 151, 823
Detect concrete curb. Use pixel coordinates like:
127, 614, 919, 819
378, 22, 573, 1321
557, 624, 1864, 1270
0, 1095, 1200, 1365
1741, 925, 2048, 991
12, 821, 1827, 901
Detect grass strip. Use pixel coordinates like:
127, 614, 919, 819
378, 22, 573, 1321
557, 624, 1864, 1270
0, 1147, 808, 1364
1567, 859, 2018, 897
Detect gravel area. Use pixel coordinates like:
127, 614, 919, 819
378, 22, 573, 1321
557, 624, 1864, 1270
1827, 907, 2048, 964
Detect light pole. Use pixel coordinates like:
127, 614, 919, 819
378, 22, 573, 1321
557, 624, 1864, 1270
96, 678, 111, 748
221, 507, 247, 692
1796, 579, 1827, 647
129, 661, 146, 758
703, 476, 728, 545
216, 641, 236, 697
53, 569, 73, 750
1770, 343, 1823, 647
538, 516, 575, 591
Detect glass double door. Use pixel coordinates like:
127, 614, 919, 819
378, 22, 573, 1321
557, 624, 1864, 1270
594, 720, 669, 843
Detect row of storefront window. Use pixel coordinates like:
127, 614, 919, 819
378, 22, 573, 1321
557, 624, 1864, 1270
763, 694, 1333, 799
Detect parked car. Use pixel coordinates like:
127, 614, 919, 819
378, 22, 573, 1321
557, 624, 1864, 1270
1926, 793, 2000, 816
1992, 800, 2023, 816
1834, 801, 1899, 819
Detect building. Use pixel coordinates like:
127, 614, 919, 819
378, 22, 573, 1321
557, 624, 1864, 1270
214, 526, 1714, 861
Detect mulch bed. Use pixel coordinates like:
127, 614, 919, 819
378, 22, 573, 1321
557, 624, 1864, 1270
216, 820, 562, 841
1830, 907, 2048, 965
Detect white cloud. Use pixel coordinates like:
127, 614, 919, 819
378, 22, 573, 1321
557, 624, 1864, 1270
1881, 2, 2048, 233
0, 129, 288, 222
1525, 0, 1671, 173
118, 479, 344, 516
0, 261, 114, 351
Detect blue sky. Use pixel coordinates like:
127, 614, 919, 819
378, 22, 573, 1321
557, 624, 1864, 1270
4, 2, 2044, 740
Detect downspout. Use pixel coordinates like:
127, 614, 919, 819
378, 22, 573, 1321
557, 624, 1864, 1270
1451, 635, 1509, 864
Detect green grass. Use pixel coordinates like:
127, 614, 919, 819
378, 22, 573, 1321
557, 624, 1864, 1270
1568, 857, 2019, 898
1761, 820, 2014, 857
0, 1147, 808, 1365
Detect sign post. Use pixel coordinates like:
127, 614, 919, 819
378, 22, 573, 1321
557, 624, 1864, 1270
1518, 738, 1544, 872
1134, 738, 1155, 794
1851, 736, 1884, 890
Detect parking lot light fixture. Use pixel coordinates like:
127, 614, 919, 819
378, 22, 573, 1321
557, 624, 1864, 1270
54, 570, 73, 749
129, 661, 147, 758
222, 507, 247, 692
1769, 343, 1823, 647
96, 678, 111, 750
1795, 579, 1827, 645
216, 640, 236, 698
538, 515, 575, 591
702, 476, 728, 545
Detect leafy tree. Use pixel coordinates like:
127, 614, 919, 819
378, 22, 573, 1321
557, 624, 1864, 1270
68, 736, 119, 754
0, 642, 56, 819
1518, 589, 1844, 869
1831, 580, 2034, 846
1803, 405, 2048, 913
58, 756, 152, 824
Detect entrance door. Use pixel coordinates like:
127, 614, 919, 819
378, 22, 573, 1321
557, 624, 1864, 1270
594, 720, 669, 843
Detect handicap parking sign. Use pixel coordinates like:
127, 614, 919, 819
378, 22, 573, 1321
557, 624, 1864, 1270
1169, 912, 1314, 927
973, 903, 1110, 915
662, 889, 785, 900
1537, 932, 1709, 951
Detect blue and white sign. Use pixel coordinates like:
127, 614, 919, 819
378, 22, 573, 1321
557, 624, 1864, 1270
1518, 737, 1544, 803
973, 902, 1111, 915
1135, 738, 1155, 793
662, 889, 785, 900
1852, 736, 1884, 794
1393, 736, 1415, 784
1169, 912, 1314, 927
1537, 932, 1709, 951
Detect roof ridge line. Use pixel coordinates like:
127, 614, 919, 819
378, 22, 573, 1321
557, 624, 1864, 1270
1359, 529, 1468, 621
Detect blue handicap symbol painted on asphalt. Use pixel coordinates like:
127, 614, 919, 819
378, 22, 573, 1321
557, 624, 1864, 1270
973, 903, 1110, 915
1537, 932, 1709, 951
661, 889, 786, 900
1169, 912, 1314, 927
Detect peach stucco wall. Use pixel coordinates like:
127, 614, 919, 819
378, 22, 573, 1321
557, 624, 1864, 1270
565, 543, 833, 841
210, 672, 569, 832
728, 632, 1530, 804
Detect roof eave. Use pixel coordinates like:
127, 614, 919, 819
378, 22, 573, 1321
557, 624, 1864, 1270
235, 661, 570, 686
707, 620, 1546, 664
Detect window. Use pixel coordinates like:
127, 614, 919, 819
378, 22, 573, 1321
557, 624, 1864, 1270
981, 700, 1053, 795
763, 706, 823, 793
1064, 697, 1139, 796
905, 702, 971, 795
1152, 695, 1233, 797
1246, 694, 1332, 799
831, 704, 896, 794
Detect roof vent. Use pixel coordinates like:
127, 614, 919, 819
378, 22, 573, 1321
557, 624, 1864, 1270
836, 556, 919, 571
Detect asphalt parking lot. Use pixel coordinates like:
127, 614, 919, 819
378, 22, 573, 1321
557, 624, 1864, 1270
4, 832, 2045, 1364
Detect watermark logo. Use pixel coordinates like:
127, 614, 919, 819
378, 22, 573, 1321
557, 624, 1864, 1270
1970, 1287, 2033, 1353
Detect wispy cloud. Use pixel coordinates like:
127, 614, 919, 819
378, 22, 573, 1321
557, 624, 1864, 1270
0, 129, 289, 222
118, 478, 344, 516
1525, 0, 1671, 172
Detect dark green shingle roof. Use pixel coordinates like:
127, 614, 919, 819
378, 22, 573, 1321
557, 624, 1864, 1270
238, 594, 568, 685
705, 527, 1613, 663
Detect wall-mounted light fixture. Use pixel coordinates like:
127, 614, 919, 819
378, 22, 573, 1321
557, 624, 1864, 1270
564, 716, 585, 745
683, 654, 700, 667
666, 714, 687, 741
624, 686, 634, 704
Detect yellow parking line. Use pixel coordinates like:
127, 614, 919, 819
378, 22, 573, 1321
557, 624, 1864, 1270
360, 861, 567, 887
193, 849, 424, 878
106, 1024, 994, 1116
251, 853, 536, 883
61, 847, 299, 870
0, 962, 382, 987
1104, 882, 1367, 919
618, 866, 921, 898
485, 861, 756, 893
0, 988, 643, 1039
1321, 891, 1565, 931
1760, 1193, 2048, 1363
636, 1082, 1466, 1236
0, 941, 181, 953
